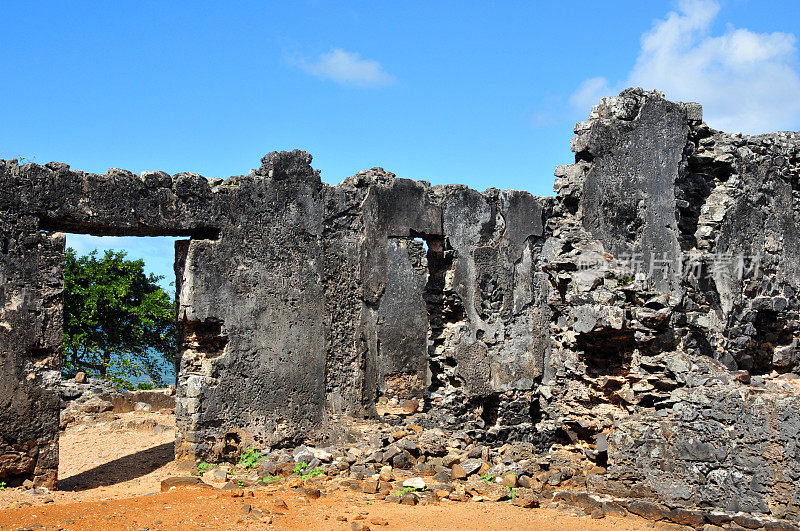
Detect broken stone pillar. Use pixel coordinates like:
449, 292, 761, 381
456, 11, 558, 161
174, 151, 329, 460
0, 215, 63, 488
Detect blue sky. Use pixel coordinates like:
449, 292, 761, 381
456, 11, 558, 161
66, 235, 181, 294
3, 0, 799, 284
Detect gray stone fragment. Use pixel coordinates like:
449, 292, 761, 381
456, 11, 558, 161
457, 458, 483, 476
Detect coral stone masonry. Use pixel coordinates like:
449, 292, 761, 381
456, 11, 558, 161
1, 89, 799, 521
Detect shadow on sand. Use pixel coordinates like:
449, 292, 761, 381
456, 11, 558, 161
59, 442, 175, 491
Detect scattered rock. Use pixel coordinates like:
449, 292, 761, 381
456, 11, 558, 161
601, 501, 628, 518
450, 463, 468, 480
667, 508, 705, 527
134, 401, 152, 412
378, 466, 393, 482
452, 458, 482, 479
705, 512, 733, 526
510, 488, 539, 508
763, 520, 800, 531
627, 500, 669, 521
733, 515, 765, 529
435, 489, 451, 500
400, 492, 418, 506
392, 450, 416, 470
362, 479, 379, 494
653, 522, 691, 531
160, 476, 209, 492
402, 477, 426, 490
293, 445, 315, 464
222, 481, 244, 491
465, 477, 506, 502
298, 487, 321, 499
432, 470, 450, 483
272, 498, 289, 510
203, 468, 228, 483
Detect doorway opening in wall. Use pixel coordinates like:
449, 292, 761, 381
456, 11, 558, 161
57, 234, 184, 492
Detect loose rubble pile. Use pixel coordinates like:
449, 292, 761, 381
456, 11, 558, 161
161, 420, 799, 530
59, 374, 175, 428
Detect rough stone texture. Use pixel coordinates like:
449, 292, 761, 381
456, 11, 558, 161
545, 88, 800, 520
2, 88, 800, 520
59, 379, 176, 426
0, 221, 63, 488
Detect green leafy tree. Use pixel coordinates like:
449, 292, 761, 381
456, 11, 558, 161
63, 248, 176, 389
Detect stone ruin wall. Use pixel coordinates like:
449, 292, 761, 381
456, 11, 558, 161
1, 88, 799, 518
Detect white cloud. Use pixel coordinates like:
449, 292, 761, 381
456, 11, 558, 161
298, 49, 395, 88
571, 0, 800, 133
570, 77, 613, 114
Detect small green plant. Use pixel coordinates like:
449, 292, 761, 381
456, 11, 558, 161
0, 481, 6, 489
238, 448, 264, 469
292, 461, 309, 475
396, 485, 427, 502
237, 479, 245, 487
506, 486, 518, 499
260, 475, 280, 484
300, 467, 324, 481
616, 276, 634, 287
480, 473, 497, 484
195, 462, 215, 475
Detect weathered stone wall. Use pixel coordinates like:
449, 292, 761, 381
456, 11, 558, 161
546, 88, 800, 519
0, 160, 222, 486
352, 176, 550, 440
174, 153, 331, 461
608, 375, 800, 519
2, 88, 800, 520
0, 215, 62, 488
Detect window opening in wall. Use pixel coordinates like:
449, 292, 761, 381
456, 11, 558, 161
56, 233, 183, 491
61, 234, 182, 389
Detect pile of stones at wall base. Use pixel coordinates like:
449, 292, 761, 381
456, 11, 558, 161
179, 417, 800, 529
1, 88, 799, 521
